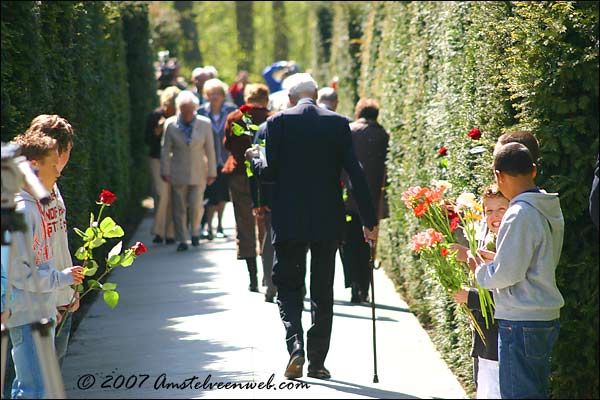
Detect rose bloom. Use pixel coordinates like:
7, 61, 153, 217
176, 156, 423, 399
132, 242, 147, 256
449, 216, 460, 232
240, 104, 252, 113
440, 247, 449, 257
99, 189, 117, 205
468, 128, 482, 140
438, 146, 448, 156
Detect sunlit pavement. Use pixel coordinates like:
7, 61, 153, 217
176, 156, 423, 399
62, 203, 467, 399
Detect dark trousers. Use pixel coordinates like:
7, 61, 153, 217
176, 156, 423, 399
339, 211, 370, 292
272, 240, 338, 367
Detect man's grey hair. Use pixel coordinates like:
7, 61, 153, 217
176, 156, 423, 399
317, 87, 338, 103
175, 90, 200, 110
285, 73, 318, 98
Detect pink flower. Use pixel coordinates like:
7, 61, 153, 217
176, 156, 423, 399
468, 128, 482, 140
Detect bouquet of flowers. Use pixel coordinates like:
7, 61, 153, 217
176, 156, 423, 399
56, 190, 146, 336
402, 181, 495, 342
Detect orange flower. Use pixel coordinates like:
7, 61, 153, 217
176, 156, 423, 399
425, 188, 443, 204
414, 203, 428, 217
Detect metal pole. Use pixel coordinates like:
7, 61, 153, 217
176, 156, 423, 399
368, 240, 379, 383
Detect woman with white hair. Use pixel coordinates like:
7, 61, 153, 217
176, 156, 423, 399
197, 78, 237, 240
160, 90, 217, 251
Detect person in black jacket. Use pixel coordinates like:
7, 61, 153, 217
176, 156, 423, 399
245, 73, 378, 380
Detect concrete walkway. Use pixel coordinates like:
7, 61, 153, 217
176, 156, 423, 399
61, 204, 468, 399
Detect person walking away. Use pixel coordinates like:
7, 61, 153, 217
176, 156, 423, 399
246, 73, 378, 380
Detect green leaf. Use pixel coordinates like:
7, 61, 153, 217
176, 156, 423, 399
87, 279, 101, 289
120, 252, 135, 267
104, 225, 124, 239
90, 212, 95, 226
102, 282, 117, 291
89, 237, 106, 249
99, 217, 116, 232
73, 227, 87, 239
85, 227, 95, 239
83, 260, 98, 276
76, 284, 85, 293
107, 254, 122, 267
103, 290, 119, 309
244, 160, 254, 178
248, 124, 259, 131
232, 122, 245, 137
439, 158, 449, 168
75, 246, 87, 261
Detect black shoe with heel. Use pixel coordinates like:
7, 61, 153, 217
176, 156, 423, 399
307, 365, 331, 379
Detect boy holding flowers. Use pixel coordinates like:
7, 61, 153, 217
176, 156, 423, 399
467, 142, 564, 399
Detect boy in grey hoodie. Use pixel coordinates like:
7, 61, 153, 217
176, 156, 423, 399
468, 142, 564, 399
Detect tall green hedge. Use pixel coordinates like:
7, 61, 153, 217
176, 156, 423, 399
1, 1, 154, 258
325, 1, 599, 397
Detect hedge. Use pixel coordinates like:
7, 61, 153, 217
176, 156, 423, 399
1, 1, 155, 269
323, 1, 599, 397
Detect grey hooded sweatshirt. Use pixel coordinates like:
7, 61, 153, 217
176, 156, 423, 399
475, 191, 565, 321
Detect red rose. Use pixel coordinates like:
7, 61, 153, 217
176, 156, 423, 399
99, 190, 117, 205
240, 104, 252, 113
468, 128, 482, 140
440, 247, 449, 257
449, 216, 460, 232
132, 242, 147, 256
438, 146, 448, 156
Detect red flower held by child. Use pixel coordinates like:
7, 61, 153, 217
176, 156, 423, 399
131, 242, 147, 256
99, 189, 117, 205
438, 146, 448, 156
240, 104, 252, 114
468, 128, 482, 140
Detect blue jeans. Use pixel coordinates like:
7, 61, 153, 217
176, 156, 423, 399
54, 312, 72, 368
498, 319, 560, 399
10, 322, 56, 399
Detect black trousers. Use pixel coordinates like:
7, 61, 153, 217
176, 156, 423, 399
272, 240, 338, 367
339, 211, 371, 293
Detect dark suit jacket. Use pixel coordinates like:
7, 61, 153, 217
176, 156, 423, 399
252, 98, 377, 244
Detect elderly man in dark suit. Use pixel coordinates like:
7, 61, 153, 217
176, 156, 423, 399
246, 73, 378, 380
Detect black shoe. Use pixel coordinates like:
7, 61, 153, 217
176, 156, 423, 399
191, 236, 200, 246
265, 295, 274, 303
207, 230, 214, 241
152, 235, 163, 244
249, 285, 259, 293
284, 352, 305, 379
200, 230, 210, 239
165, 238, 175, 245
307, 365, 331, 379
351, 284, 362, 304
177, 243, 188, 252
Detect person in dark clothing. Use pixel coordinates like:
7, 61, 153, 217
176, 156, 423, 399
146, 86, 180, 244
223, 84, 272, 292
245, 73, 378, 380
339, 98, 389, 303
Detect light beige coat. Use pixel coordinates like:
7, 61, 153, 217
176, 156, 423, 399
160, 115, 217, 185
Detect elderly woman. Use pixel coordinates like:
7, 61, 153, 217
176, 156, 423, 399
161, 90, 217, 251
223, 84, 272, 292
197, 78, 237, 240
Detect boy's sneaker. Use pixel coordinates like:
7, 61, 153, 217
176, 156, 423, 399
216, 228, 227, 238
191, 236, 200, 246
165, 238, 175, 245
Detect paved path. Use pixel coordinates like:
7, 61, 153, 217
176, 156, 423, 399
62, 204, 467, 399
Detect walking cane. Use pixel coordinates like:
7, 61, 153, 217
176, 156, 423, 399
368, 239, 379, 383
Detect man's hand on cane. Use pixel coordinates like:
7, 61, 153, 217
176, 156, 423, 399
363, 225, 379, 242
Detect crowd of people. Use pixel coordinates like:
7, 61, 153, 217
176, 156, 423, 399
1, 53, 598, 400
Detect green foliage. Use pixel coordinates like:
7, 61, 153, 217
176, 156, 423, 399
1, 1, 155, 269
352, 1, 599, 397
